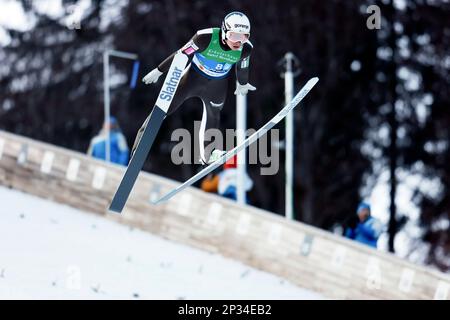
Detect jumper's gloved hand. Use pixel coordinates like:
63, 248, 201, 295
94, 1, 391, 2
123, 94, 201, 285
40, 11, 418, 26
234, 83, 256, 95
142, 68, 163, 84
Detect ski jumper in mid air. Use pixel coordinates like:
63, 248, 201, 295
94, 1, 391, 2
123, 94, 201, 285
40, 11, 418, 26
133, 11, 256, 164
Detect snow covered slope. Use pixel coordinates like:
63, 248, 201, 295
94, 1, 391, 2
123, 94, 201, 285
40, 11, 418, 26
0, 185, 323, 300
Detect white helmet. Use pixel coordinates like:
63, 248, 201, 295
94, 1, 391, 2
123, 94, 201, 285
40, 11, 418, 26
221, 12, 251, 43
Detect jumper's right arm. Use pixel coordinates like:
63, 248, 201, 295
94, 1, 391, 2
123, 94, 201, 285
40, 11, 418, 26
234, 41, 256, 95
142, 31, 211, 84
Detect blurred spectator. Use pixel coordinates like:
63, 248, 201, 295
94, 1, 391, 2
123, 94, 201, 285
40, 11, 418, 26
344, 202, 383, 248
218, 155, 253, 202
87, 116, 129, 165
201, 173, 219, 193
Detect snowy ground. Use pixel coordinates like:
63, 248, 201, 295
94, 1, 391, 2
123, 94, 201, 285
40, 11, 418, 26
0, 185, 323, 300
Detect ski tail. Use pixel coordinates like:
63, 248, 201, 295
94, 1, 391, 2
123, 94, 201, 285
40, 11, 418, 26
150, 77, 319, 205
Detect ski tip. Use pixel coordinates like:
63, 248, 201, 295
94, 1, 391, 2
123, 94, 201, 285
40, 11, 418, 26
309, 77, 319, 84
302, 77, 319, 91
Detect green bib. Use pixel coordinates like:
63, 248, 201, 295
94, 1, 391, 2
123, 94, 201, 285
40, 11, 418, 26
192, 28, 242, 78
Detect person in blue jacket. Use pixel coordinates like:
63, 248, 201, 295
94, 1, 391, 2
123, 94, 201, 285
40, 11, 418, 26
345, 202, 383, 248
87, 116, 129, 165
217, 155, 253, 203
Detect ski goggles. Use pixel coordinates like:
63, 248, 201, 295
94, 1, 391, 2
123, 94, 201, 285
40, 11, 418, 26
226, 32, 250, 43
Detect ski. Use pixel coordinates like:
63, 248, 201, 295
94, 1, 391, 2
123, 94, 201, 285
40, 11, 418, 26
109, 53, 188, 213
151, 77, 319, 205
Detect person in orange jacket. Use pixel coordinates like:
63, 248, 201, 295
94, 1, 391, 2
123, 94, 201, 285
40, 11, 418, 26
201, 173, 220, 193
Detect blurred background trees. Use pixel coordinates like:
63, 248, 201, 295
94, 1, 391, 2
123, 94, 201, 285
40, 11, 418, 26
0, 0, 449, 271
